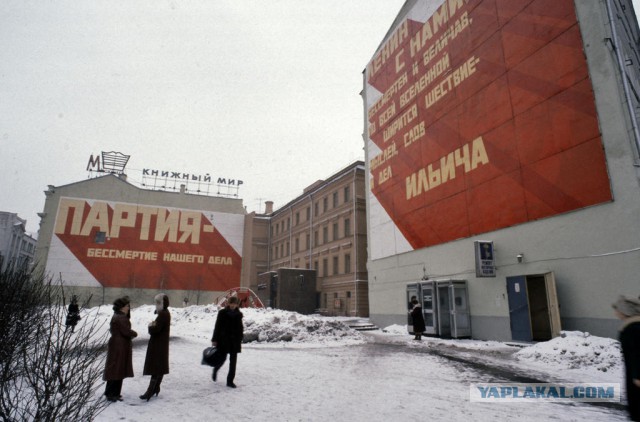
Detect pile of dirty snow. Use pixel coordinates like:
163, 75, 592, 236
91, 304, 366, 347
242, 308, 366, 345
514, 331, 622, 373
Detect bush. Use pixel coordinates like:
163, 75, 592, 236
0, 267, 109, 421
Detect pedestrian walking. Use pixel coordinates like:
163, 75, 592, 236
140, 294, 171, 401
613, 295, 640, 421
103, 297, 138, 402
410, 297, 426, 340
211, 296, 244, 388
65, 295, 81, 332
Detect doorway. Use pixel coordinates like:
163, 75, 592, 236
506, 272, 561, 342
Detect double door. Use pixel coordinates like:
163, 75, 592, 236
506, 272, 561, 342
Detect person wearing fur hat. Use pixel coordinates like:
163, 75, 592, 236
613, 295, 640, 421
211, 296, 244, 388
104, 297, 138, 402
139, 294, 171, 401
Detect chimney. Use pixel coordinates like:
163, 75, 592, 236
265, 201, 274, 214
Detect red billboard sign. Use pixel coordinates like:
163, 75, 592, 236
365, 0, 612, 259
48, 197, 243, 291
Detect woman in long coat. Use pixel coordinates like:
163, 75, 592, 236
103, 297, 138, 402
410, 298, 426, 341
211, 296, 243, 388
613, 295, 640, 421
139, 294, 171, 401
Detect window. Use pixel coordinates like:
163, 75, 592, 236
322, 258, 328, 276
280, 244, 283, 258
286, 242, 290, 256
344, 186, 351, 202
295, 237, 299, 253
314, 260, 319, 271
314, 230, 319, 246
287, 218, 290, 230
314, 201, 319, 216
344, 253, 351, 273
323, 197, 328, 212
333, 191, 338, 208
95, 231, 106, 244
323, 226, 328, 243
295, 212, 300, 225
333, 256, 339, 275
306, 233, 310, 250
333, 223, 339, 241
306, 207, 310, 221
273, 246, 277, 259
344, 218, 351, 237
347, 291, 351, 298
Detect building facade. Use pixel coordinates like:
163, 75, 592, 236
363, 0, 640, 340
34, 174, 246, 307
0, 212, 37, 271
257, 162, 369, 317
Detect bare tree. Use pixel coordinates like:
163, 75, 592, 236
0, 266, 109, 421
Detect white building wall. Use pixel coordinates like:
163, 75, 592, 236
363, 0, 640, 340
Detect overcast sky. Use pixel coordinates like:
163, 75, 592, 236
0, 0, 404, 235
2, 1, 640, 236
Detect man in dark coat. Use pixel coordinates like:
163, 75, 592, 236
103, 297, 138, 402
410, 298, 426, 341
211, 296, 244, 388
613, 295, 640, 421
65, 295, 81, 332
140, 294, 171, 401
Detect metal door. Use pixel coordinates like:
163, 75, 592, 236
449, 283, 471, 338
507, 276, 532, 342
406, 284, 420, 333
420, 281, 437, 335
437, 283, 451, 337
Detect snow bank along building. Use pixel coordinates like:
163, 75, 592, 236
0, 211, 37, 271
363, 0, 640, 340
35, 174, 245, 307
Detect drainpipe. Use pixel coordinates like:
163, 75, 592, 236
352, 166, 358, 317
605, 0, 640, 163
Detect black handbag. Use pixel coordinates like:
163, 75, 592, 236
201, 346, 226, 368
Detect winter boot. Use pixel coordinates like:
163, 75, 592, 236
139, 376, 160, 401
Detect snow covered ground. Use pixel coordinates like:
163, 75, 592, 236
80, 304, 629, 421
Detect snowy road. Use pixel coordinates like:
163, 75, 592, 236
96, 334, 629, 422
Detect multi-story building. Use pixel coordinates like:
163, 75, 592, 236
363, 0, 640, 340
0, 212, 37, 271
34, 174, 246, 307
256, 161, 369, 317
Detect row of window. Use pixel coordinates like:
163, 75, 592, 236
316, 253, 351, 277
272, 217, 352, 259
271, 185, 351, 236
271, 252, 352, 277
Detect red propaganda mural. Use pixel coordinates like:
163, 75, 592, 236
49, 197, 243, 291
365, 0, 612, 260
